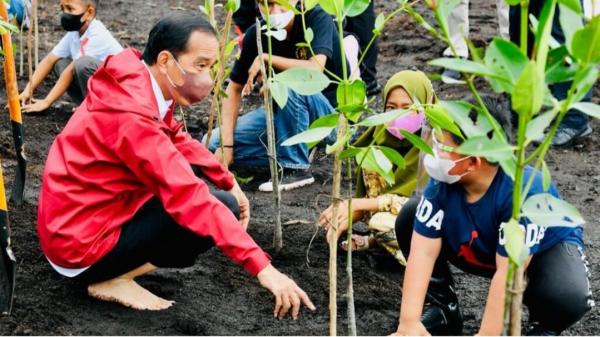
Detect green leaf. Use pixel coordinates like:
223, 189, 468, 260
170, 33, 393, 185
273, 0, 300, 14
310, 113, 340, 129
224, 39, 237, 57
225, 0, 240, 12
558, 4, 583, 56
318, 0, 339, 16
305, 27, 314, 44
273, 67, 331, 96
569, 65, 598, 103
304, 0, 319, 11
439, 100, 492, 138
339, 147, 361, 160
541, 160, 551, 192
457, 136, 515, 160
498, 155, 517, 180
572, 102, 600, 119
326, 131, 351, 154
429, 58, 498, 78
425, 105, 463, 139
0, 18, 18, 33
484, 38, 529, 93
356, 148, 395, 185
281, 127, 335, 146
521, 193, 585, 228
572, 15, 600, 63
557, 0, 583, 13
511, 61, 545, 118
337, 80, 366, 122
379, 146, 406, 169
337, 103, 366, 123
502, 219, 528, 266
374, 12, 385, 34
343, 0, 370, 17
526, 109, 558, 141
399, 130, 434, 156
269, 79, 289, 109
357, 109, 409, 127
337, 80, 366, 107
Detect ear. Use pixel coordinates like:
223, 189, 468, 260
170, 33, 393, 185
156, 51, 172, 75
84, 5, 95, 21
469, 156, 482, 171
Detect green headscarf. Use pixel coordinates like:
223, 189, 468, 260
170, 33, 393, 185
355, 70, 435, 198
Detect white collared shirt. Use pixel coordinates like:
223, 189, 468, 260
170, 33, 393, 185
51, 19, 123, 61
143, 62, 173, 120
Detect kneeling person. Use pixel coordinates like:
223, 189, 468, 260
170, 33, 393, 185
393, 96, 593, 335
37, 13, 314, 318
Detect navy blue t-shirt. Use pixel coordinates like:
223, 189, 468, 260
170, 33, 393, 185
229, 5, 345, 106
414, 166, 584, 273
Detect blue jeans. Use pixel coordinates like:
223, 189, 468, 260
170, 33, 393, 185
207, 90, 335, 170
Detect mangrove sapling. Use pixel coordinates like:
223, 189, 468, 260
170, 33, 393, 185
201, 0, 239, 162
405, 0, 600, 334
280, 1, 410, 334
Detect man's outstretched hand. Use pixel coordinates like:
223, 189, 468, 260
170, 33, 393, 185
257, 264, 316, 320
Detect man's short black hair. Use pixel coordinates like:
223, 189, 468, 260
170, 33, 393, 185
142, 13, 216, 65
450, 94, 513, 145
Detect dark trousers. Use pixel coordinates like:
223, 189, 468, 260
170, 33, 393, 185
345, 1, 378, 86
508, 0, 590, 131
75, 190, 240, 284
395, 197, 593, 333
53, 56, 100, 105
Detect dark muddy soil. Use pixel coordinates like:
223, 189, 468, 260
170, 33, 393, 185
0, 0, 598, 335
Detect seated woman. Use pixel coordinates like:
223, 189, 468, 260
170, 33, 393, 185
318, 70, 435, 265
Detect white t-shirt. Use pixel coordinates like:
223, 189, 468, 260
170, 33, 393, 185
51, 19, 123, 61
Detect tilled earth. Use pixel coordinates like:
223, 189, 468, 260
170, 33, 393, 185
0, 0, 598, 335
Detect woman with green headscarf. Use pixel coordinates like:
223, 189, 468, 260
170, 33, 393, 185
318, 70, 435, 265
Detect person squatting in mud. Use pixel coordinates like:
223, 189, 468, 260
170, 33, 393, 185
19, 0, 123, 113
391, 97, 593, 336
319, 70, 434, 266
37, 12, 316, 318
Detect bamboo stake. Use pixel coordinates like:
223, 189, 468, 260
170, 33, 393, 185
255, 16, 282, 251
32, 0, 38, 67
345, 158, 356, 336
26, 2, 32, 103
18, 27, 23, 77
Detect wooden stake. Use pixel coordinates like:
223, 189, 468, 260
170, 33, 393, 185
26, 2, 33, 103
33, 0, 38, 67
255, 18, 282, 251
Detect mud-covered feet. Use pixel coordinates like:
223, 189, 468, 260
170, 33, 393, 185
88, 277, 174, 310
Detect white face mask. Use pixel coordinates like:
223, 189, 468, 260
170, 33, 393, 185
260, 10, 294, 41
424, 153, 472, 184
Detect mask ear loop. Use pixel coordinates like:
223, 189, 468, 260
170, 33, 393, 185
165, 54, 186, 88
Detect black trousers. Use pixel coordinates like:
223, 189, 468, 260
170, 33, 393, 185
75, 190, 240, 284
395, 197, 593, 333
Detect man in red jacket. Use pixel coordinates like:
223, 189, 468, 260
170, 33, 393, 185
37, 13, 315, 318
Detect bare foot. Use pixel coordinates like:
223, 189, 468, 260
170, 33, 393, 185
87, 277, 174, 310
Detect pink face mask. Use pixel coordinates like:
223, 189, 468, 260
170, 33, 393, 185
166, 55, 214, 105
386, 111, 425, 140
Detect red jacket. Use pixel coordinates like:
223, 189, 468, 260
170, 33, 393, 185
37, 48, 270, 275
